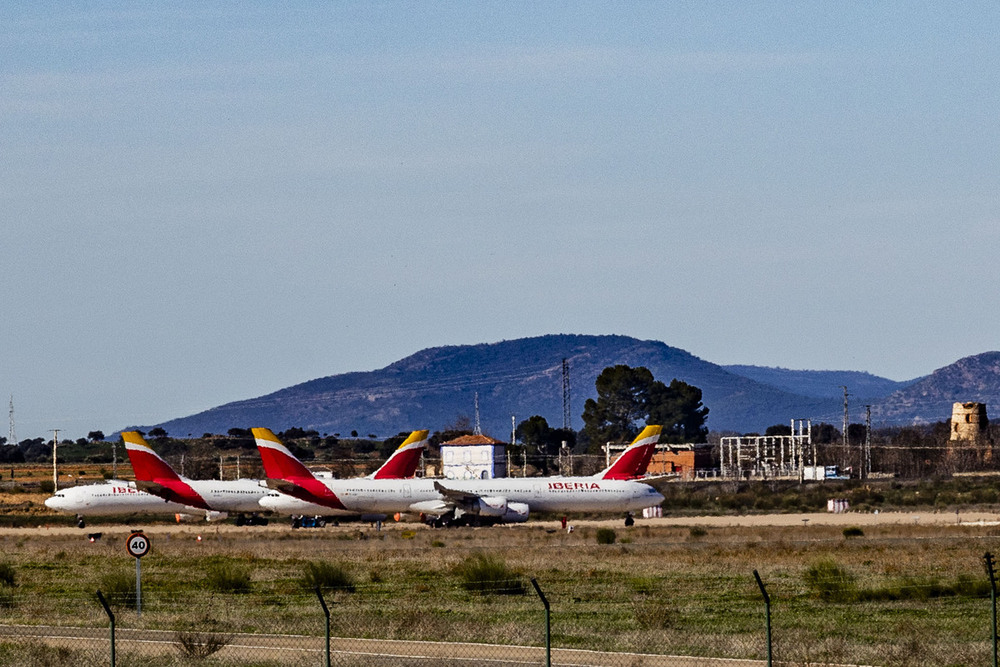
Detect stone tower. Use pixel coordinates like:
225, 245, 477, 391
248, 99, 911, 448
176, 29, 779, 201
948, 402, 992, 465
950, 402, 989, 441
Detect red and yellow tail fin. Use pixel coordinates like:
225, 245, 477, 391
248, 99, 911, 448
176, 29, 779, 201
251, 427, 347, 511
122, 431, 182, 483
122, 431, 209, 509
370, 430, 428, 479
597, 425, 662, 480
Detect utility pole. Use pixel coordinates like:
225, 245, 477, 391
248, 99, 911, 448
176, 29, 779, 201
509, 415, 515, 478
51, 429, 60, 491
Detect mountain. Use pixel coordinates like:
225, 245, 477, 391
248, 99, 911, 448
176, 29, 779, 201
871, 352, 1000, 424
139, 335, 995, 439
145, 334, 840, 438
722, 365, 915, 400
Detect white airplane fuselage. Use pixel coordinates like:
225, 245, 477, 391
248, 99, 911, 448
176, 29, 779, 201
170, 478, 271, 513
44, 481, 208, 517
261, 476, 664, 517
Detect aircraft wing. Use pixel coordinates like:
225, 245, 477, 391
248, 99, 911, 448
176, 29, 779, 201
135, 480, 189, 504
265, 478, 312, 497
431, 481, 514, 518
432, 481, 481, 507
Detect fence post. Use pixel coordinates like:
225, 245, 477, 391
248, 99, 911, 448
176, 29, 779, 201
985, 552, 997, 667
753, 570, 772, 667
315, 587, 331, 667
96, 590, 115, 667
530, 578, 551, 667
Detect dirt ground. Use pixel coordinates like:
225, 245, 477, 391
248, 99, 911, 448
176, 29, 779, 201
3, 508, 999, 540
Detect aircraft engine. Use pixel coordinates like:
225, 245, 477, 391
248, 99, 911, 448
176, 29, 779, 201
475, 496, 509, 517
502, 502, 529, 523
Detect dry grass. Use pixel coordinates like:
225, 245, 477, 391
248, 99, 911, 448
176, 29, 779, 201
0, 519, 997, 665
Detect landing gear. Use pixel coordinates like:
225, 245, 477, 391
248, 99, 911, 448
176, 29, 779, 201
76, 514, 86, 529
235, 514, 268, 527
624, 512, 634, 527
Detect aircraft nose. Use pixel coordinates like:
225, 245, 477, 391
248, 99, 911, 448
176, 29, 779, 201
44, 496, 62, 510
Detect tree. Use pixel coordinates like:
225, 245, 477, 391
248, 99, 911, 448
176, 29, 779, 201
811, 423, 841, 444
581, 365, 657, 450
148, 427, 168, 439
581, 365, 709, 452
647, 379, 709, 444
87, 431, 105, 442
516, 416, 554, 474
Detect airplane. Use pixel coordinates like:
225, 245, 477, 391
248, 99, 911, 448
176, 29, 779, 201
255, 429, 430, 523
43, 480, 226, 528
123, 431, 271, 525
253, 425, 665, 526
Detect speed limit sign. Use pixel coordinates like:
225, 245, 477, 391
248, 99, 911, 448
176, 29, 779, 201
125, 531, 151, 558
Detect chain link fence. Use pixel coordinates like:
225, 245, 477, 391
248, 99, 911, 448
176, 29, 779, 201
1, 553, 999, 666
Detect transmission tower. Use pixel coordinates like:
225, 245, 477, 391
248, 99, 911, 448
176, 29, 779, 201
841, 386, 849, 469
864, 405, 872, 479
7, 395, 15, 447
561, 358, 570, 431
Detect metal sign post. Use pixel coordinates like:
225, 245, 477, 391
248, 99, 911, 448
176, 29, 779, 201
126, 532, 151, 617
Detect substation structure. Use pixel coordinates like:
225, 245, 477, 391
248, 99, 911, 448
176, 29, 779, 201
720, 420, 813, 480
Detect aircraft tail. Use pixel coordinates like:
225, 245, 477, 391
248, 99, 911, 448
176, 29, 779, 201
121, 431, 210, 510
122, 431, 185, 483
251, 427, 348, 510
595, 425, 662, 480
369, 430, 428, 479
251, 428, 317, 481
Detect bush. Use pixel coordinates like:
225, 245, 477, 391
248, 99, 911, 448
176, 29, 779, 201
38, 480, 54, 494
176, 631, 234, 659
301, 561, 355, 592
99, 571, 136, 607
803, 559, 856, 602
596, 528, 617, 545
0, 562, 15, 588
842, 526, 864, 538
455, 553, 525, 595
205, 561, 252, 594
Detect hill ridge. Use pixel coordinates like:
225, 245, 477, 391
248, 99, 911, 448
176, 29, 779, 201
137, 336, 998, 438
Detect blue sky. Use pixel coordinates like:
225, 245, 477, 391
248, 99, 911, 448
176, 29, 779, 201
3, 3, 998, 440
